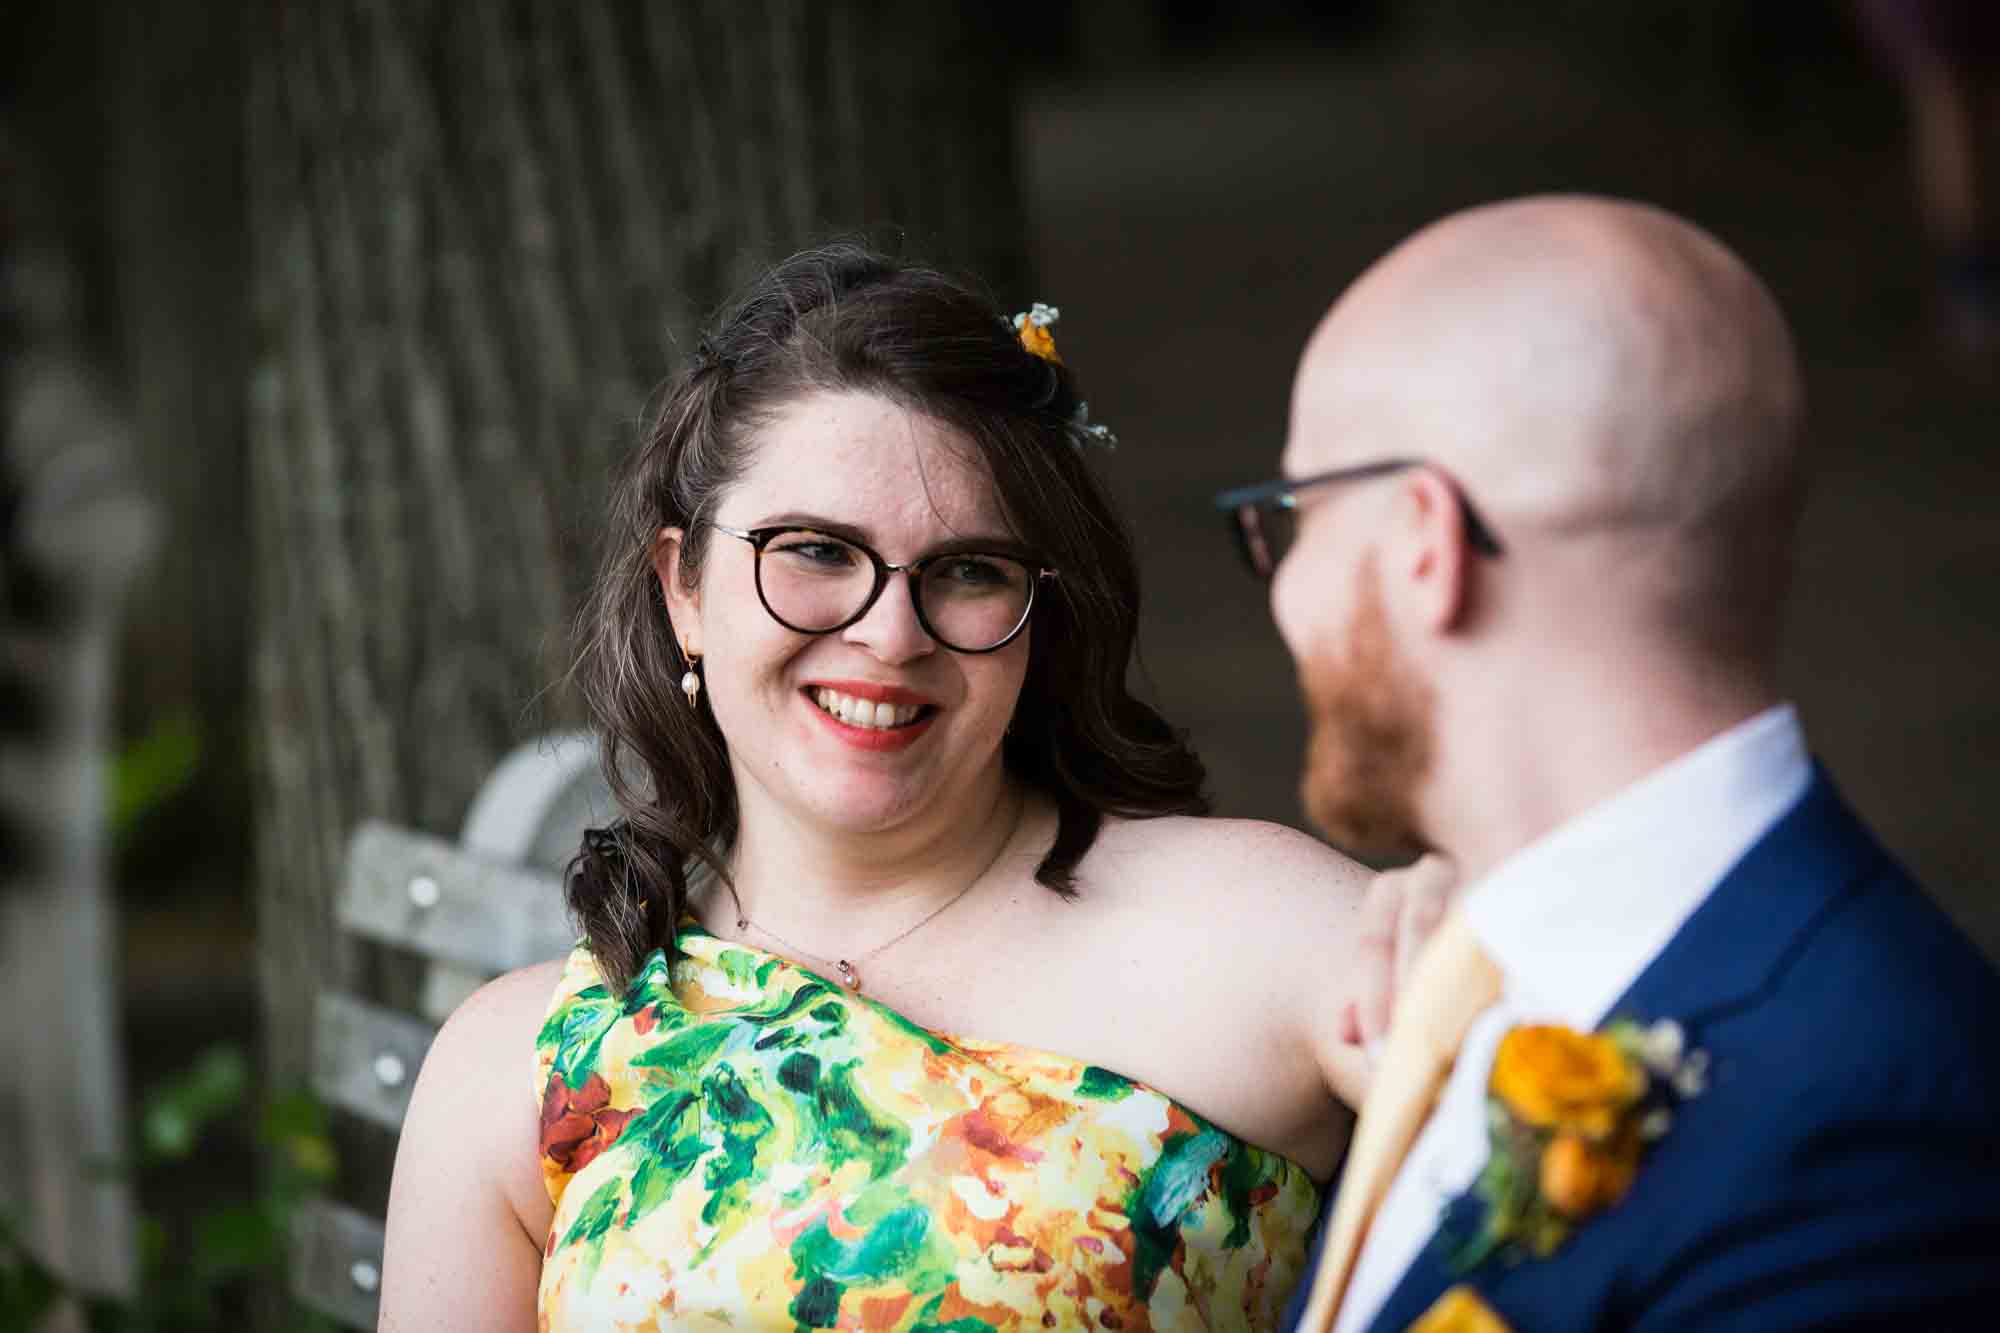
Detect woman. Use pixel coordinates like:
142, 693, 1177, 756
380, 245, 1431, 1331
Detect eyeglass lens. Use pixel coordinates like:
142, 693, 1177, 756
1233, 502, 1298, 580
756, 530, 1035, 652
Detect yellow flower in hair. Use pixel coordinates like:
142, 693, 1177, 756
1013, 302, 1063, 364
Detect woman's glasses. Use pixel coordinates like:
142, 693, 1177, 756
710, 524, 1057, 655
1213, 458, 1505, 581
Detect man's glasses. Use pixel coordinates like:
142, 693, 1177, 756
710, 524, 1057, 654
1213, 458, 1505, 581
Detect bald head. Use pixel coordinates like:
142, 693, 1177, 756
1291, 195, 1806, 665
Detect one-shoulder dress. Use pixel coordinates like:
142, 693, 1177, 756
535, 922, 1323, 1331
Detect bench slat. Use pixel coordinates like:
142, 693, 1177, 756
341, 819, 574, 972
312, 991, 438, 1131
290, 1196, 385, 1329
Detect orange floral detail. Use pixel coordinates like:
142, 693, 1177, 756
1489, 1025, 1643, 1140
1408, 1285, 1513, 1333
1539, 1130, 1640, 1219
1018, 321, 1062, 364
538, 1071, 637, 1175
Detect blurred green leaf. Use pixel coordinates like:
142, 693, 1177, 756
139, 1046, 248, 1163
190, 1205, 282, 1282
259, 1088, 338, 1189
8, 1048, 340, 1329
136, 1217, 169, 1273
0, 1220, 63, 1333
257, 1088, 324, 1140
108, 713, 203, 841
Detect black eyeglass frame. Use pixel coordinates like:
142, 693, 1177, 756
1212, 457, 1505, 580
709, 522, 1059, 655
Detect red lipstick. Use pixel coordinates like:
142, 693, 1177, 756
800, 680, 940, 753
801, 679, 938, 707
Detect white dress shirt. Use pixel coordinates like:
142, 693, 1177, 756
1333, 705, 1812, 1333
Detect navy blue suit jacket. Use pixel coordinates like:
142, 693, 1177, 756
1283, 771, 2000, 1331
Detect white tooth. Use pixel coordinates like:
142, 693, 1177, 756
896, 705, 917, 726
815, 688, 833, 712
860, 699, 885, 728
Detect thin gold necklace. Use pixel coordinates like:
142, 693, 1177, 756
722, 789, 1024, 995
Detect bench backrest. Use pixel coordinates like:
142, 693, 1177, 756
290, 732, 609, 1328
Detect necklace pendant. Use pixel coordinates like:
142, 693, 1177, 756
835, 959, 861, 992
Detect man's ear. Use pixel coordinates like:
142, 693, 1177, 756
651, 526, 701, 656
1389, 469, 1471, 633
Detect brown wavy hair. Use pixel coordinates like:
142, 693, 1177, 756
568, 242, 1208, 994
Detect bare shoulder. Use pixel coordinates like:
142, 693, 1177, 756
1081, 814, 1376, 998
414, 956, 568, 1195
1089, 813, 1371, 909
446, 956, 571, 1052
379, 957, 568, 1331
398, 954, 566, 1194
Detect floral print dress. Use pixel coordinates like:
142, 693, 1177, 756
535, 923, 1323, 1331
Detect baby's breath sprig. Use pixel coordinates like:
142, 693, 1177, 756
1009, 302, 1118, 452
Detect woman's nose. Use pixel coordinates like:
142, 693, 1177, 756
840, 571, 936, 664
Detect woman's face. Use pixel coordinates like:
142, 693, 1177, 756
658, 391, 1033, 837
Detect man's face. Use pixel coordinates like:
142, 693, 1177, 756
1293, 556, 1435, 859
1271, 339, 1437, 859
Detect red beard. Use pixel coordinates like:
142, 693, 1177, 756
1299, 558, 1436, 860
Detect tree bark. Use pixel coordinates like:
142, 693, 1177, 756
247, 0, 1026, 1100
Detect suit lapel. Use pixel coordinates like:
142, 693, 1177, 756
1355, 769, 1881, 1333
1608, 767, 1880, 1030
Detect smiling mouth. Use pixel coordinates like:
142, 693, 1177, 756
806, 687, 936, 732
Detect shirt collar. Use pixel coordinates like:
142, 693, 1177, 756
1461, 703, 1811, 1028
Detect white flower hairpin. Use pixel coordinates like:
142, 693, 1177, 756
1010, 302, 1117, 451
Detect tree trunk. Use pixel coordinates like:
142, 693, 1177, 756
247, 0, 1026, 1135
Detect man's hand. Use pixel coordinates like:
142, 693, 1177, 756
1320, 854, 1460, 1105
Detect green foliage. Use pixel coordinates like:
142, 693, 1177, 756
140, 1046, 249, 1162
0, 1045, 340, 1333
0, 1219, 62, 1333
107, 714, 203, 845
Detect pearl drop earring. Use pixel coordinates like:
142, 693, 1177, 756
681, 647, 702, 707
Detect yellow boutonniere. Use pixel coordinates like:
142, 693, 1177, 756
1449, 1017, 1706, 1270
1408, 1286, 1512, 1333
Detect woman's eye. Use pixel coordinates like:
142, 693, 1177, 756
772, 540, 855, 567
939, 558, 1011, 586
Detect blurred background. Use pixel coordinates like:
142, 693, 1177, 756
4, 0, 1995, 1326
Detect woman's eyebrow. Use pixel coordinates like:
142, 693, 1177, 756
754, 511, 868, 541
753, 512, 1027, 556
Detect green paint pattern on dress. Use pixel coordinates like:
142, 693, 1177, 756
1077, 1064, 1135, 1101
534, 928, 1322, 1330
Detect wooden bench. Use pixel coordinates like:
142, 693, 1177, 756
289, 731, 609, 1328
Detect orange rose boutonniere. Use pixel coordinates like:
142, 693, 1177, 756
1450, 1018, 1707, 1270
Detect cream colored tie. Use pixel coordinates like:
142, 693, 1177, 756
1296, 909, 1506, 1333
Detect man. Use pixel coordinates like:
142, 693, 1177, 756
1218, 196, 2000, 1331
